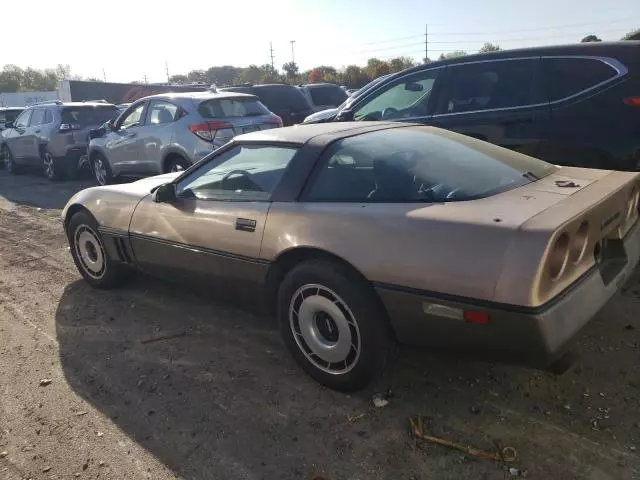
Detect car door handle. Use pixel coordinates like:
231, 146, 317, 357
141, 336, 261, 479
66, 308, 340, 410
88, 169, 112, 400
235, 218, 257, 232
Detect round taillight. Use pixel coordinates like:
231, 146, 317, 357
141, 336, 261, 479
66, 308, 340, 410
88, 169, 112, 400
548, 233, 570, 280
570, 221, 589, 264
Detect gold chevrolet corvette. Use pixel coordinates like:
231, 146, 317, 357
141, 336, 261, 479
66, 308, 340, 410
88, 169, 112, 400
62, 122, 640, 391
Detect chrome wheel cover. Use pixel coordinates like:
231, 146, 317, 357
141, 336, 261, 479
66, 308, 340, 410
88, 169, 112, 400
43, 152, 55, 179
4, 148, 14, 172
74, 224, 106, 279
289, 284, 361, 375
94, 158, 107, 185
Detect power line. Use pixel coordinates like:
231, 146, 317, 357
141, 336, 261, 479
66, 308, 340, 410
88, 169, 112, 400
427, 18, 629, 36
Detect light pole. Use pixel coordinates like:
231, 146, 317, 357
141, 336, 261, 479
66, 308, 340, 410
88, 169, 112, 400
290, 40, 296, 64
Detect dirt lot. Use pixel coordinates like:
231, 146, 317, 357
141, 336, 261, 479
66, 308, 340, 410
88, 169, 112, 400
0, 169, 639, 480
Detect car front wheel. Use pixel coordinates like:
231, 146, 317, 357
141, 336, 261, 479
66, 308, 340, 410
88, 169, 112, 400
278, 259, 391, 392
3, 145, 22, 174
166, 156, 190, 173
67, 210, 128, 288
42, 150, 65, 181
92, 154, 113, 186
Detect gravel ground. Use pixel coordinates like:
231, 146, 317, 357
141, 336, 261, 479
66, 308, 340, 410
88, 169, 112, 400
0, 169, 639, 480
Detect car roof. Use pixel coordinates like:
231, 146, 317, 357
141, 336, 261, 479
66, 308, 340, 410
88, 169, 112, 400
0, 107, 23, 111
146, 91, 256, 101
233, 121, 406, 144
302, 83, 341, 88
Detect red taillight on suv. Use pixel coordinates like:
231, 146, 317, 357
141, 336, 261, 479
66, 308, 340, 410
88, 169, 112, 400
189, 120, 235, 142
264, 115, 283, 128
623, 97, 640, 106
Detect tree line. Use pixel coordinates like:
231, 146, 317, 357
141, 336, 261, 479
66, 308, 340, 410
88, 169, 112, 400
2, 29, 638, 93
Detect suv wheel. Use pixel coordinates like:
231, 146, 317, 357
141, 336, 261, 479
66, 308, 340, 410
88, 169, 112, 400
278, 259, 391, 392
3, 145, 22, 174
166, 157, 190, 173
42, 150, 64, 181
92, 154, 113, 186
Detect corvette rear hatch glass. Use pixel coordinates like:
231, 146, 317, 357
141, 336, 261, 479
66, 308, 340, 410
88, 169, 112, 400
319, 127, 559, 202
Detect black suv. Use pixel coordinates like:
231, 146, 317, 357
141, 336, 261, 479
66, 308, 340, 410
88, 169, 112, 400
307, 42, 640, 171
219, 84, 313, 126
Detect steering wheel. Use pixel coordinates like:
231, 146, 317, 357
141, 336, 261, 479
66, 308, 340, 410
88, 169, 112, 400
381, 107, 399, 120
220, 169, 253, 189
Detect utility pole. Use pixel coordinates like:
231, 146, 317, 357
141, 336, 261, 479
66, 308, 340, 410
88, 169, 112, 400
290, 40, 296, 64
143, 74, 148, 84
269, 42, 275, 70
102, 68, 107, 82
424, 24, 428, 63
165, 61, 170, 83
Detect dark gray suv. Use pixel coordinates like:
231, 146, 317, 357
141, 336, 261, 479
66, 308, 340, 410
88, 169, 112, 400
0, 101, 120, 180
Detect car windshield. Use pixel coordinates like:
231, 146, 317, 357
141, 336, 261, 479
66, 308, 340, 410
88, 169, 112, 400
254, 86, 310, 112
342, 74, 391, 108
61, 106, 119, 126
0, 109, 22, 123
308, 85, 348, 106
198, 97, 270, 118
310, 127, 558, 202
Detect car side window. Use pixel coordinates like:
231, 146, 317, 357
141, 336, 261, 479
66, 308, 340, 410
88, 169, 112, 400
353, 68, 440, 121
29, 109, 45, 126
119, 103, 145, 130
14, 110, 32, 129
542, 57, 618, 101
146, 100, 180, 125
175, 144, 298, 201
435, 59, 542, 114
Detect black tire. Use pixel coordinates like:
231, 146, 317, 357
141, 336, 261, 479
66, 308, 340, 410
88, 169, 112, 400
42, 149, 65, 181
165, 156, 190, 173
92, 154, 113, 186
278, 259, 391, 392
67, 210, 128, 289
3, 145, 22, 174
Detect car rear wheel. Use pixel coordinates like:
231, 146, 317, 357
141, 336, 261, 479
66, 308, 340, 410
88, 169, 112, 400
67, 210, 129, 289
278, 259, 391, 392
166, 156, 190, 173
92, 154, 113, 186
3, 145, 22, 174
42, 150, 64, 181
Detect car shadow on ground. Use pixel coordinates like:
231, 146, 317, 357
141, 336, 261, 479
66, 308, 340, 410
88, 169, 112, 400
0, 169, 95, 210
54, 275, 640, 479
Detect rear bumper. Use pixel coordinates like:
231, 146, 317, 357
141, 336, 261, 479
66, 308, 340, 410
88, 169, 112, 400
376, 220, 640, 368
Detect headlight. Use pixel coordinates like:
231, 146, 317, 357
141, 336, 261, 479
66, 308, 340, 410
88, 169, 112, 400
548, 232, 570, 280
570, 221, 589, 264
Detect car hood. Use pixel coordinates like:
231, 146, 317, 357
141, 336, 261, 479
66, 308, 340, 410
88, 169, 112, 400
303, 108, 338, 124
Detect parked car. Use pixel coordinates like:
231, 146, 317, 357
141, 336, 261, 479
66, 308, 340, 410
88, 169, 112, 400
303, 74, 392, 124
219, 84, 313, 126
0, 101, 120, 180
62, 122, 640, 391
298, 83, 348, 112
306, 42, 640, 171
0, 107, 24, 131
87, 91, 282, 185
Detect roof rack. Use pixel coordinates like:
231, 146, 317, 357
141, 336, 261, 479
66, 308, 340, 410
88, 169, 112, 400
29, 100, 63, 106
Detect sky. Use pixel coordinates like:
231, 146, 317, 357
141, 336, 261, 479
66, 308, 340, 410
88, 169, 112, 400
2, 0, 639, 83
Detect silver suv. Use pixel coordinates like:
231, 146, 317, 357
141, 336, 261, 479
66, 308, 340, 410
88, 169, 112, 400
0, 101, 120, 180
88, 91, 282, 185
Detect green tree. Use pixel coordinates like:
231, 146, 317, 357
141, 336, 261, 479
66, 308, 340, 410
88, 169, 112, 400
364, 58, 390, 79
169, 74, 189, 84
341, 65, 370, 88
581, 35, 601, 42
622, 28, 640, 40
479, 42, 501, 53
206, 66, 241, 86
186, 70, 207, 83
0, 65, 24, 92
235, 65, 262, 84
388, 56, 416, 73
308, 66, 338, 83
259, 64, 282, 83
282, 61, 299, 80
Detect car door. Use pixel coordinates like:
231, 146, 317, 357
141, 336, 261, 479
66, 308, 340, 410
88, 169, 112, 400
104, 101, 147, 173
128, 142, 299, 297
338, 67, 443, 123
4, 109, 32, 161
21, 108, 45, 162
428, 58, 551, 157
135, 99, 182, 174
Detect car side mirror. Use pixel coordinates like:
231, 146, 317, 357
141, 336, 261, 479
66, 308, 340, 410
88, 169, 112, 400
4, 122, 13, 129
335, 109, 354, 121
405, 82, 423, 92
152, 183, 177, 203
